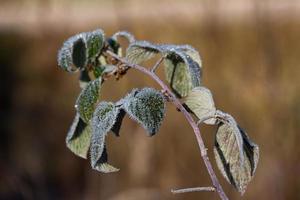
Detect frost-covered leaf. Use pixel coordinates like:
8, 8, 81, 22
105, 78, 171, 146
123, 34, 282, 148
66, 113, 92, 159
163, 49, 201, 97
75, 77, 101, 123
126, 41, 161, 64
85, 29, 105, 62
90, 102, 120, 173
123, 88, 166, 136
112, 31, 135, 44
214, 123, 259, 195
94, 145, 119, 173
58, 29, 105, 72
177, 45, 202, 69
58, 33, 87, 72
184, 86, 216, 125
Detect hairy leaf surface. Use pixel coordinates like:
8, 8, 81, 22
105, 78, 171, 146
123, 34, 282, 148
185, 86, 216, 124
66, 113, 92, 159
90, 102, 120, 173
58, 34, 87, 72
112, 31, 135, 44
126, 41, 161, 64
214, 123, 259, 195
75, 77, 101, 123
123, 88, 166, 136
85, 29, 105, 62
163, 49, 201, 97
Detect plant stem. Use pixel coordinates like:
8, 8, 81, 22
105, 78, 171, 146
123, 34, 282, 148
172, 187, 215, 194
151, 56, 165, 72
106, 51, 229, 200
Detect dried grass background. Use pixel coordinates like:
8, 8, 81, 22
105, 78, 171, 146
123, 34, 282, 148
0, 0, 299, 199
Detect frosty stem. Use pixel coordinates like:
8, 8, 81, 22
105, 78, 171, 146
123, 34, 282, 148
106, 50, 229, 200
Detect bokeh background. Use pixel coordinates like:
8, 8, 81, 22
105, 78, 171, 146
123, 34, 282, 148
1, 0, 299, 199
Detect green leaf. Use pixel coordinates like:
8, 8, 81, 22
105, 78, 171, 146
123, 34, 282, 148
90, 101, 120, 173
93, 65, 106, 78
85, 29, 105, 62
123, 88, 166, 136
58, 34, 87, 72
214, 123, 259, 195
126, 41, 161, 64
184, 86, 216, 125
66, 113, 92, 159
163, 49, 201, 98
75, 77, 101, 123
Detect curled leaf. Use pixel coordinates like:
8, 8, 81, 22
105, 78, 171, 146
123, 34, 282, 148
57, 29, 105, 72
214, 123, 259, 195
75, 77, 102, 123
126, 41, 161, 64
90, 102, 120, 173
66, 113, 92, 159
112, 31, 135, 44
163, 48, 201, 97
184, 86, 216, 125
177, 45, 202, 69
58, 34, 87, 72
123, 88, 166, 136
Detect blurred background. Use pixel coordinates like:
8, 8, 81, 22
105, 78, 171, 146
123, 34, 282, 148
0, 0, 299, 199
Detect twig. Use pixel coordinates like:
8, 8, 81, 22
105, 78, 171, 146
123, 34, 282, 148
151, 56, 165, 73
172, 187, 215, 194
106, 50, 229, 200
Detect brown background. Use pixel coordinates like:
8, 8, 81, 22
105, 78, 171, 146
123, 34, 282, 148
0, 0, 299, 199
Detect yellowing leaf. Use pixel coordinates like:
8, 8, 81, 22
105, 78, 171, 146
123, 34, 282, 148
66, 113, 92, 159
126, 41, 160, 64
163, 49, 201, 98
214, 123, 259, 195
185, 86, 216, 125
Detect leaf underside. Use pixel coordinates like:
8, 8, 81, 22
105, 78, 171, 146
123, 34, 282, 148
163, 50, 201, 98
123, 88, 166, 136
214, 123, 259, 195
66, 113, 92, 159
125, 41, 202, 97
90, 101, 120, 173
184, 86, 216, 125
126, 41, 160, 64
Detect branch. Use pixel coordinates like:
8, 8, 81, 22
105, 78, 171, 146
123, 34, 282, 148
151, 56, 165, 73
106, 50, 229, 200
172, 187, 215, 194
